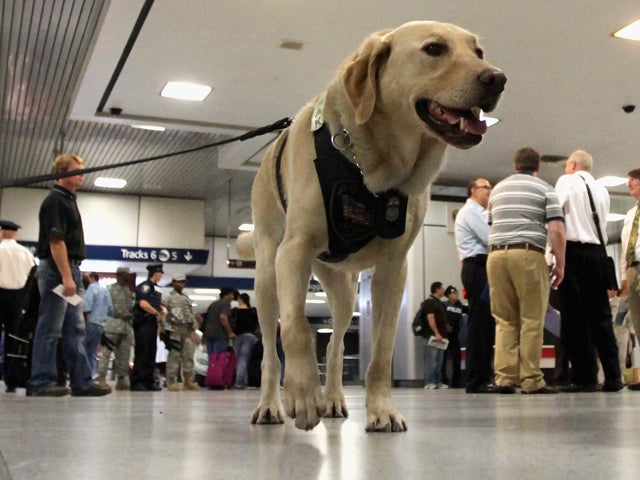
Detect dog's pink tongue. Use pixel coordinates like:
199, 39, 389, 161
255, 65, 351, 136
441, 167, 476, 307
431, 103, 487, 136
462, 117, 487, 135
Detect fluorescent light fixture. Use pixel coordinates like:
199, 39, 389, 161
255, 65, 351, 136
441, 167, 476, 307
161, 81, 212, 101
238, 223, 255, 232
305, 299, 325, 304
94, 177, 127, 189
314, 292, 327, 298
352, 312, 360, 317
317, 328, 334, 334
188, 294, 218, 301
480, 111, 499, 127
131, 124, 166, 132
613, 20, 640, 41
193, 288, 221, 295
607, 213, 626, 222
597, 176, 628, 187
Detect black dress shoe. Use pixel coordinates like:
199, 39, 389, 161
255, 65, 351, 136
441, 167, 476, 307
628, 383, 640, 391
130, 384, 150, 392
496, 385, 517, 394
560, 384, 597, 393
602, 380, 624, 392
466, 384, 500, 394
522, 385, 559, 394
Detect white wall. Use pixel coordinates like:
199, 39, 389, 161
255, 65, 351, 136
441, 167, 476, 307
0, 187, 204, 248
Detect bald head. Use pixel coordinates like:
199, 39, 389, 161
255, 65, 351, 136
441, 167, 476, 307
566, 150, 593, 174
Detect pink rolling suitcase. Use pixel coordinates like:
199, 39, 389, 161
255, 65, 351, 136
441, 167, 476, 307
205, 346, 237, 389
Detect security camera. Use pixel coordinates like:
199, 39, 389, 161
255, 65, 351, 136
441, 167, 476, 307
622, 105, 636, 113
109, 107, 123, 115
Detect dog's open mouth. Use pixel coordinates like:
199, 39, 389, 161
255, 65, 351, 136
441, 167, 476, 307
415, 100, 487, 148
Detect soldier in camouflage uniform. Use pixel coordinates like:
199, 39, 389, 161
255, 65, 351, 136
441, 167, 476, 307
162, 273, 201, 391
96, 267, 135, 391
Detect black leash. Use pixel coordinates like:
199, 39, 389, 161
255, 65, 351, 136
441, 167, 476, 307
0, 117, 293, 188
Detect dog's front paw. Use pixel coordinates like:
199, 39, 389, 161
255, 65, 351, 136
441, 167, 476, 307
283, 379, 326, 430
365, 400, 407, 433
323, 389, 349, 418
251, 403, 285, 425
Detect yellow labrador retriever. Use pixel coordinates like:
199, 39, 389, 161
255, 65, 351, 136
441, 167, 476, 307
238, 21, 505, 432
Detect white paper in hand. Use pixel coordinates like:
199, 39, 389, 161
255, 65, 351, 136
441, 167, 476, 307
52, 284, 83, 306
427, 336, 449, 350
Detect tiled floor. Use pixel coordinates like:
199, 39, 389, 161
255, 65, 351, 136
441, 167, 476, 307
0, 385, 639, 479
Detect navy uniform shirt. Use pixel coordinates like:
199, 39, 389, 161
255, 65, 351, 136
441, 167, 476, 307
135, 279, 162, 315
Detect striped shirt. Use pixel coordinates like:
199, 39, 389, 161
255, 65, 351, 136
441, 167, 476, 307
488, 173, 564, 249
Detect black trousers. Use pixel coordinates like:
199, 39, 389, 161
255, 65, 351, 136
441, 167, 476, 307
441, 327, 462, 387
461, 256, 495, 389
0, 288, 19, 342
131, 315, 158, 388
558, 242, 620, 386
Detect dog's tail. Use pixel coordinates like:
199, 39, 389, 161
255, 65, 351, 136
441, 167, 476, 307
235, 232, 255, 260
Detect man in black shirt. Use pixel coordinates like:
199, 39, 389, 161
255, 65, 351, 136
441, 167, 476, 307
30, 154, 110, 397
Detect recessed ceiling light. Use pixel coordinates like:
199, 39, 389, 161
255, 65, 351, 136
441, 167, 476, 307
131, 124, 165, 132
161, 81, 212, 101
238, 223, 255, 232
94, 177, 127, 189
317, 328, 334, 334
613, 20, 640, 41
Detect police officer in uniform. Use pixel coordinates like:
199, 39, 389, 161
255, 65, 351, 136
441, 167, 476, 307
96, 267, 135, 391
162, 273, 201, 391
130, 263, 166, 391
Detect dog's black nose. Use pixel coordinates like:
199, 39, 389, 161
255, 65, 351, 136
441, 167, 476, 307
477, 68, 507, 95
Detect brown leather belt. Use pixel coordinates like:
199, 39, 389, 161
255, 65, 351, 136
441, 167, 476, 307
490, 243, 544, 254
630, 261, 640, 268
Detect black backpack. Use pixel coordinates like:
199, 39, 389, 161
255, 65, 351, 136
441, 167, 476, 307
411, 303, 426, 337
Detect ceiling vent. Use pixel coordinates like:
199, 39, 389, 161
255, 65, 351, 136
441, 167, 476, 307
541, 154, 567, 163
279, 40, 304, 50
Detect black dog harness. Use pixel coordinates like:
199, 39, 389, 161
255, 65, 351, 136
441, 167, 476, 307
274, 100, 408, 263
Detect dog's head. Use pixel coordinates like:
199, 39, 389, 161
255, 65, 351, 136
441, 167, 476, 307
343, 21, 506, 149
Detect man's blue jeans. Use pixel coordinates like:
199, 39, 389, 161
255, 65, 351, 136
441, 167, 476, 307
84, 322, 104, 377
30, 260, 93, 394
424, 341, 444, 385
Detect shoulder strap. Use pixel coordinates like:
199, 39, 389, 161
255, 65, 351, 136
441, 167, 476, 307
580, 176, 608, 254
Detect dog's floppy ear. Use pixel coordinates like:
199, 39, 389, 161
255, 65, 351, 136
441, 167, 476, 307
343, 31, 392, 125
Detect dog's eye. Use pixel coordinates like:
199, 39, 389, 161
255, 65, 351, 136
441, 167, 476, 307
475, 48, 484, 59
423, 42, 446, 57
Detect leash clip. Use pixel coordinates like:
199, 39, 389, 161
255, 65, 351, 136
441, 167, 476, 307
331, 129, 353, 151
331, 128, 361, 172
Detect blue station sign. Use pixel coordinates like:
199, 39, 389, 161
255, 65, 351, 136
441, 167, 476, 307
21, 242, 209, 265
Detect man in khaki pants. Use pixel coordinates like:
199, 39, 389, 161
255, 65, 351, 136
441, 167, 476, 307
486, 147, 566, 394
620, 167, 640, 391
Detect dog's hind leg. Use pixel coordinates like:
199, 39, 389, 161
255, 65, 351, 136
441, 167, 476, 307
276, 237, 326, 430
365, 258, 408, 433
313, 264, 358, 418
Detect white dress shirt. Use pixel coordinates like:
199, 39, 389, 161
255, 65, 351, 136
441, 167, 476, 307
454, 198, 490, 260
0, 239, 35, 290
555, 170, 609, 244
